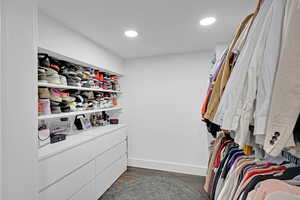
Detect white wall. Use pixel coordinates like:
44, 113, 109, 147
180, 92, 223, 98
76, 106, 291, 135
1, 0, 38, 199
123, 52, 212, 176
38, 12, 124, 75
0, 0, 2, 199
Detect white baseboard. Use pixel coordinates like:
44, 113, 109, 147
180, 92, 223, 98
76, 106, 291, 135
128, 157, 207, 176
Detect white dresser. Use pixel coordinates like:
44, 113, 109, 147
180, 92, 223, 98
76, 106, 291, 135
38, 124, 127, 200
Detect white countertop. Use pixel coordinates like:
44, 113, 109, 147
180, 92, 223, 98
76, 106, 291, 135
38, 124, 127, 161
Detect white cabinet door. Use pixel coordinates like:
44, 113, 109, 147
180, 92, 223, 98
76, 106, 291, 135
95, 141, 127, 175
38, 140, 95, 190
69, 180, 96, 200
39, 160, 95, 200
95, 155, 127, 199
91, 128, 127, 159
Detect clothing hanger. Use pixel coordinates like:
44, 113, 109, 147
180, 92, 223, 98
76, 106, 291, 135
254, 0, 262, 15
236, 0, 262, 50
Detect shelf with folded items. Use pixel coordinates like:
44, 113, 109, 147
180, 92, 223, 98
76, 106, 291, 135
38, 106, 122, 120
38, 46, 123, 77
38, 82, 122, 93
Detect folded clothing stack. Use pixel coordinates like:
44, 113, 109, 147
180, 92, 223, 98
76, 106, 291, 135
38, 88, 77, 114
38, 88, 51, 115
38, 87, 117, 115
38, 54, 65, 85
37, 53, 120, 91
50, 88, 77, 114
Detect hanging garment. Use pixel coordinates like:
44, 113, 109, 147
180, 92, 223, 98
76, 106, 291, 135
212, 150, 244, 200
202, 48, 228, 119
263, 0, 300, 156
236, 167, 300, 200
213, 0, 287, 148
216, 159, 257, 200
206, 135, 300, 200
213, 0, 272, 130
204, 134, 227, 192
246, 179, 300, 200
264, 0, 300, 156
204, 12, 255, 122
264, 192, 300, 200
254, 0, 295, 146
233, 166, 287, 200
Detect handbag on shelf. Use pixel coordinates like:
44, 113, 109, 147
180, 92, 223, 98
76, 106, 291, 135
74, 114, 92, 130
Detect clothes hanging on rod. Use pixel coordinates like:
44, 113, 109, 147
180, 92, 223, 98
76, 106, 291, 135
201, 0, 262, 138
201, 0, 300, 155
212, 0, 274, 130
205, 135, 300, 200
203, 12, 255, 122
217, 0, 286, 147
202, 48, 228, 137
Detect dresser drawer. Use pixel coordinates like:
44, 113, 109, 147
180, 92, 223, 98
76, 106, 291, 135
39, 160, 95, 200
95, 155, 127, 198
91, 128, 126, 159
95, 141, 127, 175
69, 179, 96, 200
38, 138, 95, 190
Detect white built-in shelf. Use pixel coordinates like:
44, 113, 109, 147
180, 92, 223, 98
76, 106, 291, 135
38, 47, 123, 77
38, 106, 122, 120
38, 82, 122, 93
38, 124, 127, 161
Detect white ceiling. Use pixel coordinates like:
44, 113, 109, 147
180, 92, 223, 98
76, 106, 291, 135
39, 0, 256, 59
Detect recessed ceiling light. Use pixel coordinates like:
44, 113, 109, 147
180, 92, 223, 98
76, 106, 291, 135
124, 30, 138, 38
200, 17, 216, 26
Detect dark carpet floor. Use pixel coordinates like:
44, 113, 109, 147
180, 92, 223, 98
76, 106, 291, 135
99, 167, 209, 200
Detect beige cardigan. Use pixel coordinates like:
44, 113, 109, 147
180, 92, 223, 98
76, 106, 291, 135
263, 0, 300, 156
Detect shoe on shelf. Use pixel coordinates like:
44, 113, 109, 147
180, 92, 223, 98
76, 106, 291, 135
38, 53, 50, 68
60, 101, 71, 113
82, 91, 95, 100
62, 96, 76, 103
76, 102, 84, 111
45, 67, 58, 76
38, 102, 43, 116
38, 76, 48, 83
50, 88, 63, 102
66, 71, 78, 76
38, 88, 51, 99
38, 67, 49, 83
67, 101, 77, 112
74, 95, 84, 104
60, 106, 71, 113
50, 106, 61, 114
50, 100, 61, 114
67, 76, 81, 87
86, 102, 94, 110
50, 100, 60, 106
44, 67, 61, 84
49, 58, 61, 72
60, 75, 68, 86
59, 91, 69, 97
38, 67, 46, 74
47, 74, 61, 85
39, 99, 51, 115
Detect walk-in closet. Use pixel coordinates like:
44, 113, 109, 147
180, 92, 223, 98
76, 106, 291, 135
0, 0, 299, 200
